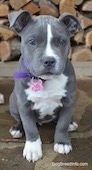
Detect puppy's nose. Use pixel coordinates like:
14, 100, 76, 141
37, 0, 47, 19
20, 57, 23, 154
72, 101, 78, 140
43, 57, 56, 69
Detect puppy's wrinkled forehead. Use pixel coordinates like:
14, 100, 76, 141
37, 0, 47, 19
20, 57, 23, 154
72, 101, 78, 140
25, 15, 69, 40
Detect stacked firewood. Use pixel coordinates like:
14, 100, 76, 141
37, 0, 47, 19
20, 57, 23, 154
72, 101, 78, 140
0, 0, 92, 62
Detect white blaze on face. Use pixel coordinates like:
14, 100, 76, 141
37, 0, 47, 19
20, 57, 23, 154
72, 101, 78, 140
45, 24, 56, 57
44, 24, 60, 71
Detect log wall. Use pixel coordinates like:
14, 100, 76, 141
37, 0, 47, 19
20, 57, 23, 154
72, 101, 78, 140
0, 0, 92, 62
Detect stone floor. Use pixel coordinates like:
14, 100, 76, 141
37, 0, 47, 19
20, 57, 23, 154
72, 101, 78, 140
0, 78, 92, 170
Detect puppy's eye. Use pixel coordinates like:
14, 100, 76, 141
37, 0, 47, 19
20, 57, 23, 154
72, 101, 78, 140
59, 38, 66, 45
28, 38, 35, 45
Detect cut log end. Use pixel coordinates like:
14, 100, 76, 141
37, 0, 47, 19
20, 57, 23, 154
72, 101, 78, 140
0, 41, 11, 62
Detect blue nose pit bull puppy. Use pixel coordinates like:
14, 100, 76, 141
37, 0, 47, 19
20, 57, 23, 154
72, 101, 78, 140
8, 11, 80, 162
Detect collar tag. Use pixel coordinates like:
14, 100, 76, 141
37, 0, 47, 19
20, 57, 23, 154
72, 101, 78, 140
28, 78, 44, 91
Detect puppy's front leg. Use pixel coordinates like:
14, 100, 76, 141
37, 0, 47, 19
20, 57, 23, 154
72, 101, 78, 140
54, 98, 75, 155
17, 95, 42, 162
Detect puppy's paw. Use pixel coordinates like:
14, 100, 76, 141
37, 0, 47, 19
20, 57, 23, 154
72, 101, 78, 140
9, 123, 24, 138
54, 143, 72, 154
68, 121, 78, 132
9, 128, 23, 138
23, 138, 42, 162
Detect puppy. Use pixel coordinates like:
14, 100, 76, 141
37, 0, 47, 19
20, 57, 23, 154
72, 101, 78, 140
8, 11, 80, 162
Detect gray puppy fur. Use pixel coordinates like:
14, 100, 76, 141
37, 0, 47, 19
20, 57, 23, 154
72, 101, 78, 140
8, 11, 80, 162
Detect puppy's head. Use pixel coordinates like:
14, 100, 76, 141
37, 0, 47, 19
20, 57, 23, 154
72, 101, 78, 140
8, 11, 80, 79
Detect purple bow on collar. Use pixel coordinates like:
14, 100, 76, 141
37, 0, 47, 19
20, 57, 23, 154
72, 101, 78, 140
13, 59, 33, 79
13, 58, 45, 91
13, 72, 33, 78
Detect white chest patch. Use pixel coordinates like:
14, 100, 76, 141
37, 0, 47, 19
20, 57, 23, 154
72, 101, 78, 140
25, 74, 68, 119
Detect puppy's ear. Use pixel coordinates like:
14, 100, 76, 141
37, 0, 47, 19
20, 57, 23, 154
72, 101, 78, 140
8, 10, 33, 34
59, 13, 81, 35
